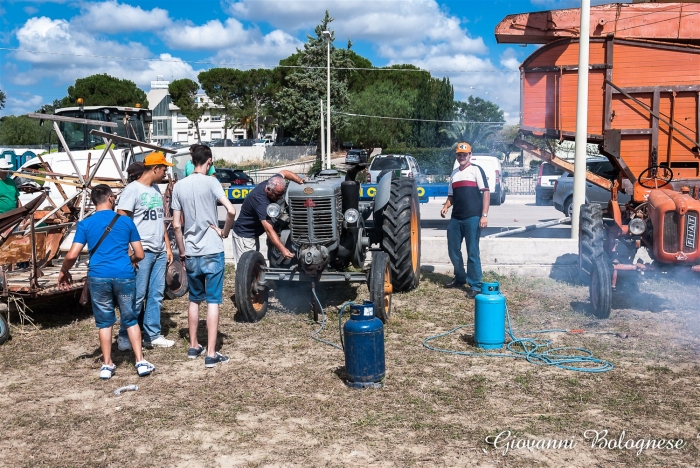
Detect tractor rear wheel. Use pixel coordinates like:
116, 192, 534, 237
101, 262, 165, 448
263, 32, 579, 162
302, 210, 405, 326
579, 203, 605, 283
589, 255, 612, 319
381, 178, 421, 292
0, 308, 9, 345
369, 251, 392, 323
234, 251, 269, 322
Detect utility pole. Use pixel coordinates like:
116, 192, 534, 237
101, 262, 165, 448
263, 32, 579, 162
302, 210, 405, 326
571, 0, 591, 239
323, 30, 332, 170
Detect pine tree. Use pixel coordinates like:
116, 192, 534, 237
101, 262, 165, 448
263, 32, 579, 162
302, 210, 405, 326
276, 11, 353, 163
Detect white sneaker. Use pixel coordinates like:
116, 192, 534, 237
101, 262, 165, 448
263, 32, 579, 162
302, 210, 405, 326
144, 336, 175, 348
99, 363, 116, 380
136, 360, 155, 377
117, 335, 132, 351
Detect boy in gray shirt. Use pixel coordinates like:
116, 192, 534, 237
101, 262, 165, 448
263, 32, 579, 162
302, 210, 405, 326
116, 152, 175, 350
172, 144, 237, 368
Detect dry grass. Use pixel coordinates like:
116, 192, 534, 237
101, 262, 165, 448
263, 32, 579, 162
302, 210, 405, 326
1, 266, 699, 467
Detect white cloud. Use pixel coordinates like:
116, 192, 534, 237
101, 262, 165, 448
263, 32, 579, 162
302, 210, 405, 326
499, 48, 521, 71
5, 93, 44, 115
8, 17, 200, 92
161, 18, 252, 50
160, 17, 302, 68
73, 1, 171, 33
226, 0, 487, 55
23, 6, 39, 15
161, 18, 302, 60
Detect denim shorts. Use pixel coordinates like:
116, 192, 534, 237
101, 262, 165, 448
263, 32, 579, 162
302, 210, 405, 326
185, 252, 225, 304
88, 277, 138, 329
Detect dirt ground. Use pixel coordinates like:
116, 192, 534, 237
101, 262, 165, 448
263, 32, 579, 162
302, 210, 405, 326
1, 266, 699, 467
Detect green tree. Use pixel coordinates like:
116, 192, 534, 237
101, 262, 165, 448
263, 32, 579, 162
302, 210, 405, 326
341, 80, 416, 148
492, 125, 521, 161
236, 69, 274, 139
276, 11, 353, 162
198, 68, 242, 141
168, 79, 206, 143
454, 96, 504, 122
411, 74, 454, 148
0, 115, 52, 145
57, 74, 148, 108
0, 89, 5, 111
442, 96, 505, 152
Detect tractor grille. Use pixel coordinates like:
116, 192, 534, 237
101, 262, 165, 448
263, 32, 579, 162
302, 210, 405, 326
684, 211, 698, 253
663, 212, 679, 253
289, 196, 337, 243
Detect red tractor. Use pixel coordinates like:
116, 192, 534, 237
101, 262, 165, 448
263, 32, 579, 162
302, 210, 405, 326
496, 2, 700, 317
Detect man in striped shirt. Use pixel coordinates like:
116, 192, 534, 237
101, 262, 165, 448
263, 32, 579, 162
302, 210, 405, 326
440, 142, 490, 298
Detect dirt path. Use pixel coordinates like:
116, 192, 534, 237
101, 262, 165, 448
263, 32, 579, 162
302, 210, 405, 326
1, 269, 699, 466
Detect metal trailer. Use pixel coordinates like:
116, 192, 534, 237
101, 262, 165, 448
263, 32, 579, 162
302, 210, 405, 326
0, 111, 181, 344
496, 2, 700, 318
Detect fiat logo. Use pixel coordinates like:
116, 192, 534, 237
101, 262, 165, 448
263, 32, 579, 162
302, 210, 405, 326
303, 187, 314, 194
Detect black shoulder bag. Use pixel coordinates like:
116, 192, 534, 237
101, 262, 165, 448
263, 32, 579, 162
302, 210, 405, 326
79, 213, 121, 307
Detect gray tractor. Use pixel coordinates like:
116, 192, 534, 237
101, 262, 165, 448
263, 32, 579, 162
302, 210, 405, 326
234, 166, 421, 323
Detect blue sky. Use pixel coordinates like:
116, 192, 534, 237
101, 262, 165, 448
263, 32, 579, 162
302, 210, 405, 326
0, 0, 620, 122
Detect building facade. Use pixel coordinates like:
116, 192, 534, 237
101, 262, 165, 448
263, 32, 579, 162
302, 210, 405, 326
146, 77, 249, 146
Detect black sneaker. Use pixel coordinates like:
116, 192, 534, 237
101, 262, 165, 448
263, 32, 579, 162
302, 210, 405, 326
205, 352, 230, 368
466, 289, 480, 299
444, 279, 467, 289
187, 344, 206, 359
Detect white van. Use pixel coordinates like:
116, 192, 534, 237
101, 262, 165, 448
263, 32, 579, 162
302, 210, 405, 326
452, 154, 506, 205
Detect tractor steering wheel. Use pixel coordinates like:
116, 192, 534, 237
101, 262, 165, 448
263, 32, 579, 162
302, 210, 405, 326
637, 165, 673, 189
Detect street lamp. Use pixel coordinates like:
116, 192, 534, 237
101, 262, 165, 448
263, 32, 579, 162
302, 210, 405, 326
322, 30, 331, 169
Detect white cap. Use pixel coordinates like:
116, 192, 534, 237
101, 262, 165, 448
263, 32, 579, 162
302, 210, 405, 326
0, 159, 13, 170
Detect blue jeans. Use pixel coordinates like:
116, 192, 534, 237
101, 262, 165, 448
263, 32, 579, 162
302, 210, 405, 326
447, 216, 482, 291
118, 250, 167, 342
89, 277, 138, 329
185, 252, 225, 304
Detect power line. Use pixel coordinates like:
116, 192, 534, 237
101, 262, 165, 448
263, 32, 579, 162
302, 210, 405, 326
0, 47, 518, 74
337, 111, 506, 124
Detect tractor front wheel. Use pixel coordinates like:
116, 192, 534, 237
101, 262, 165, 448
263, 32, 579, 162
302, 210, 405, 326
579, 203, 605, 283
381, 178, 421, 292
234, 251, 269, 322
0, 308, 9, 345
589, 255, 612, 319
369, 251, 392, 323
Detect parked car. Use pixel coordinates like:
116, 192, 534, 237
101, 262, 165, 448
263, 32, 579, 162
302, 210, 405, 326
161, 141, 187, 150
253, 138, 273, 147
274, 137, 303, 146
451, 154, 507, 206
535, 162, 565, 205
553, 157, 631, 218
367, 154, 423, 184
234, 139, 255, 146
214, 168, 254, 188
210, 138, 235, 147
345, 149, 369, 165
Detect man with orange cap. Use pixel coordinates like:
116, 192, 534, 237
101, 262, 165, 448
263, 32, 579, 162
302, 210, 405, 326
116, 152, 176, 350
440, 142, 490, 298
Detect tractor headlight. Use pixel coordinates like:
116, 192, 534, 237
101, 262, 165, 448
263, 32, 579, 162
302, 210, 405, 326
628, 218, 646, 235
344, 208, 360, 224
267, 203, 281, 218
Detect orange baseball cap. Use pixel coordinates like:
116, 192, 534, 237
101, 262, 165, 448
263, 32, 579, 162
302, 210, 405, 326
144, 152, 174, 166
456, 142, 472, 153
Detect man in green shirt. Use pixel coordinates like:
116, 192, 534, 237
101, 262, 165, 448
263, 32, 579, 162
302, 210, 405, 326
0, 159, 19, 214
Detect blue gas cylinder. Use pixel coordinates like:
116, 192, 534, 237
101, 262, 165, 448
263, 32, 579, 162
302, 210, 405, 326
474, 282, 506, 349
343, 301, 385, 388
